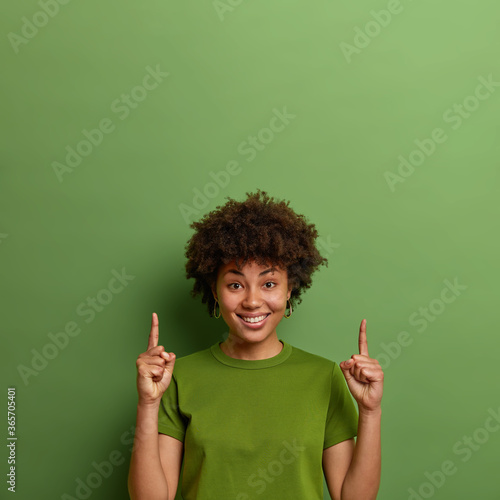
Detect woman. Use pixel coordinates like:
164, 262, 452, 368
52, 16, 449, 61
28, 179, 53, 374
128, 189, 384, 500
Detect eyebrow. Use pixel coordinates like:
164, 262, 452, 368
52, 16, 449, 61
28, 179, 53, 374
223, 267, 278, 277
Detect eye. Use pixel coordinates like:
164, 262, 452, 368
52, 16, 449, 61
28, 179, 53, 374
228, 283, 241, 290
264, 281, 277, 288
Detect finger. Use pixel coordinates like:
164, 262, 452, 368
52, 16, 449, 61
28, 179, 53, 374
358, 318, 369, 356
148, 312, 159, 350
356, 365, 381, 383
146, 345, 165, 356
139, 356, 166, 368
348, 358, 383, 382
339, 360, 355, 382
138, 345, 165, 360
162, 352, 176, 371
352, 364, 370, 383
160, 351, 174, 361
160, 353, 176, 380
351, 354, 377, 363
137, 363, 164, 381
340, 359, 354, 372
159, 355, 176, 385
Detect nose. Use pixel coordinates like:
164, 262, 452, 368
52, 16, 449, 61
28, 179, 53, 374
241, 285, 263, 309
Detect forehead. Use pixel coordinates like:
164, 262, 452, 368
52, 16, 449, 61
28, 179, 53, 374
218, 259, 285, 277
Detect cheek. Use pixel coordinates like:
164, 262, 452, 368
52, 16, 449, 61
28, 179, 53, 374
268, 292, 288, 310
219, 293, 237, 308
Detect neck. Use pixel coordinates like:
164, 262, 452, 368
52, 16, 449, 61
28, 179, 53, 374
220, 334, 283, 360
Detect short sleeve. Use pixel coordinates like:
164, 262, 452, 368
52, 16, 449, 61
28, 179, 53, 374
323, 362, 359, 449
157, 375, 187, 442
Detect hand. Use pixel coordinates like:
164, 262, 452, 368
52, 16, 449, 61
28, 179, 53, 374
339, 319, 384, 414
135, 312, 176, 406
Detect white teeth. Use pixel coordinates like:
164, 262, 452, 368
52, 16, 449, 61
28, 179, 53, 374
241, 314, 268, 323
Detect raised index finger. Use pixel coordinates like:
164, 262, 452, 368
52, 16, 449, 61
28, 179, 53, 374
358, 318, 369, 356
147, 312, 159, 350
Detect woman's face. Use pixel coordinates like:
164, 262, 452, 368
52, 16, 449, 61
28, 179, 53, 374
212, 258, 292, 347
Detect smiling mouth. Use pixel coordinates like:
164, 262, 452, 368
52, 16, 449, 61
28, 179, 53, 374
237, 313, 271, 324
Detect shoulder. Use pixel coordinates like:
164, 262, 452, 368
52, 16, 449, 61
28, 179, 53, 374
287, 342, 337, 372
171, 344, 214, 377
175, 347, 212, 366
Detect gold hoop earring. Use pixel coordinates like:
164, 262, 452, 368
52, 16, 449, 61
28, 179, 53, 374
213, 299, 221, 319
284, 299, 292, 319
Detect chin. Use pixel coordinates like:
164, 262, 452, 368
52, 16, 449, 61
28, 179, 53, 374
236, 331, 271, 344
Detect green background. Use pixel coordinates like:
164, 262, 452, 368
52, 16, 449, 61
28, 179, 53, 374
1, 0, 499, 498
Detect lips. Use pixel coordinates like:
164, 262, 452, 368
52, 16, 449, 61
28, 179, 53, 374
237, 313, 271, 325
237, 313, 270, 319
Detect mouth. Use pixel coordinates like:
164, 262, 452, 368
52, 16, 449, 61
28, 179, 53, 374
237, 313, 271, 328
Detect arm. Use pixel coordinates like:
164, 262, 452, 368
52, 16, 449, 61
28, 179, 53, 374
341, 408, 381, 500
127, 313, 183, 500
128, 402, 169, 500
322, 438, 355, 500
322, 409, 381, 500
324, 319, 384, 499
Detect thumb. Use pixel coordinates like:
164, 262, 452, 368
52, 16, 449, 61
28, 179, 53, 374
161, 352, 176, 376
339, 359, 354, 380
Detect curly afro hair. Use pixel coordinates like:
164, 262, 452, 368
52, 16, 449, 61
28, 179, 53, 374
184, 189, 328, 317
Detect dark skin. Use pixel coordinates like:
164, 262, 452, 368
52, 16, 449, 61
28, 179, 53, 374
211, 258, 292, 360
132, 259, 383, 500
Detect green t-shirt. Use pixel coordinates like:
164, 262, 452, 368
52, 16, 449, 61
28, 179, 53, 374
158, 339, 358, 500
